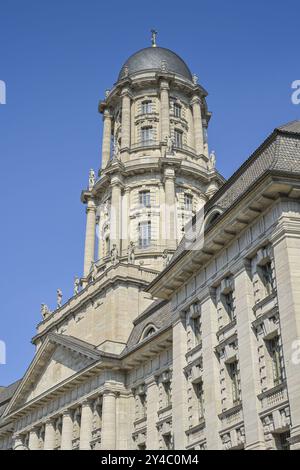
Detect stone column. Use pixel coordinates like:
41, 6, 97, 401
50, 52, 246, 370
121, 88, 131, 150
61, 410, 73, 450
172, 316, 188, 449
79, 400, 93, 450
121, 187, 130, 257
44, 419, 56, 450
83, 198, 96, 277
160, 80, 170, 142
159, 182, 166, 250
101, 390, 117, 450
273, 231, 300, 449
164, 168, 176, 250
191, 96, 204, 156
201, 293, 222, 449
110, 179, 121, 256
146, 378, 159, 449
101, 109, 112, 169
28, 428, 39, 450
234, 263, 266, 449
13, 435, 26, 450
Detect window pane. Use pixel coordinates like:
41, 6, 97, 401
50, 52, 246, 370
174, 103, 181, 118
184, 193, 193, 211
139, 191, 151, 207
142, 101, 152, 114
141, 127, 153, 144
139, 221, 151, 248
174, 129, 183, 148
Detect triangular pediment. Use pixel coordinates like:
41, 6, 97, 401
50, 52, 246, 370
4, 334, 101, 416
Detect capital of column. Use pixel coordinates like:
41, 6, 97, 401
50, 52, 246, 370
120, 86, 133, 98
191, 95, 202, 106
103, 109, 112, 120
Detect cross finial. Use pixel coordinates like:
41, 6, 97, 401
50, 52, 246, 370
151, 29, 158, 47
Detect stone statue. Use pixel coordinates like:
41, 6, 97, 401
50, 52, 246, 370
166, 135, 174, 155
123, 65, 129, 78
163, 249, 172, 267
74, 277, 80, 295
88, 169, 95, 190
41, 304, 50, 319
208, 151, 216, 170
91, 262, 97, 282
111, 244, 118, 265
128, 241, 135, 264
113, 138, 120, 159
161, 59, 167, 72
57, 289, 63, 309
105, 89, 110, 99
192, 73, 198, 85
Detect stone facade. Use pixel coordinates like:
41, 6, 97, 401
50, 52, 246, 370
1, 44, 300, 451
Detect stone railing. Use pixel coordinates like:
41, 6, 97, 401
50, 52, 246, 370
258, 382, 288, 410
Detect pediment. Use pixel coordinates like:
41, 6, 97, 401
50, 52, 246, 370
4, 334, 101, 416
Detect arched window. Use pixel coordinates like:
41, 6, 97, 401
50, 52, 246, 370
204, 208, 223, 230
141, 324, 157, 341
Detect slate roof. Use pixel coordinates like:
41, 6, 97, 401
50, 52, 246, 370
0, 380, 22, 419
122, 300, 172, 354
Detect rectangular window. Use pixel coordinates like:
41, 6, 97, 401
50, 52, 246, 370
142, 100, 152, 114
139, 221, 151, 248
141, 126, 153, 145
228, 361, 240, 404
173, 103, 181, 118
195, 382, 204, 420
174, 129, 183, 148
139, 190, 151, 208
268, 336, 283, 386
184, 193, 193, 211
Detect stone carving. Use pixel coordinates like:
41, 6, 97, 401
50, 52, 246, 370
57, 289, 63, 309
192, 73, 198, 85
128, 241, 135, 264
151, 29, 158, 48
41, 304, 50, 319
110, 244, 118, 265
88, 169, 95, 190
105, 89, 110, 99
208, 150, 216, 170
161, 59, 168, 72
163, 249, 172, 267
74, 277, 80, 295
91, 262, 97, 282
113, 137, 120, 160
165, 135, 174, 155
123, 65, 129, 78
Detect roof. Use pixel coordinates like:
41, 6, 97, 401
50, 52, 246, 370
123, 300, 172, 353
0, 380, 22, 418
118, 46, 193, 81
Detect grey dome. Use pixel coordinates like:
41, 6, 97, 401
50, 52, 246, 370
118, 47, 193, 81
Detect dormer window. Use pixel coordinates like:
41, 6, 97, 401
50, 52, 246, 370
141, 324, 157, 341
173, 103, 182, 118
142, 100, 152, 114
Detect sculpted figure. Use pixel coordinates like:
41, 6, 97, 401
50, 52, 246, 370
74, 276, 80, 295
128, 241, 135, 264
41, 304, 50, 319
208, 151, 216, 170
91, 262, 97, 282
113, 138, 120, 159
111, 244, 118, 265
166, 135, 174, 154
88, 169, 95, 190
57, 289, 63, 308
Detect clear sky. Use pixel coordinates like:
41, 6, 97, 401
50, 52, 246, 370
0, 0, 299, 386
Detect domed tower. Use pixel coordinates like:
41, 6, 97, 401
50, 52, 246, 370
81, 36, 224, 281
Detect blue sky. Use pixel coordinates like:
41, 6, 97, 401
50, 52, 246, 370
0, 0, 299, 386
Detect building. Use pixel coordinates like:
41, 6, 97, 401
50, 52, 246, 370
1, 38, 300, 451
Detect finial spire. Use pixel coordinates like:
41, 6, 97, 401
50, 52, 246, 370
151, 29, 158, 47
